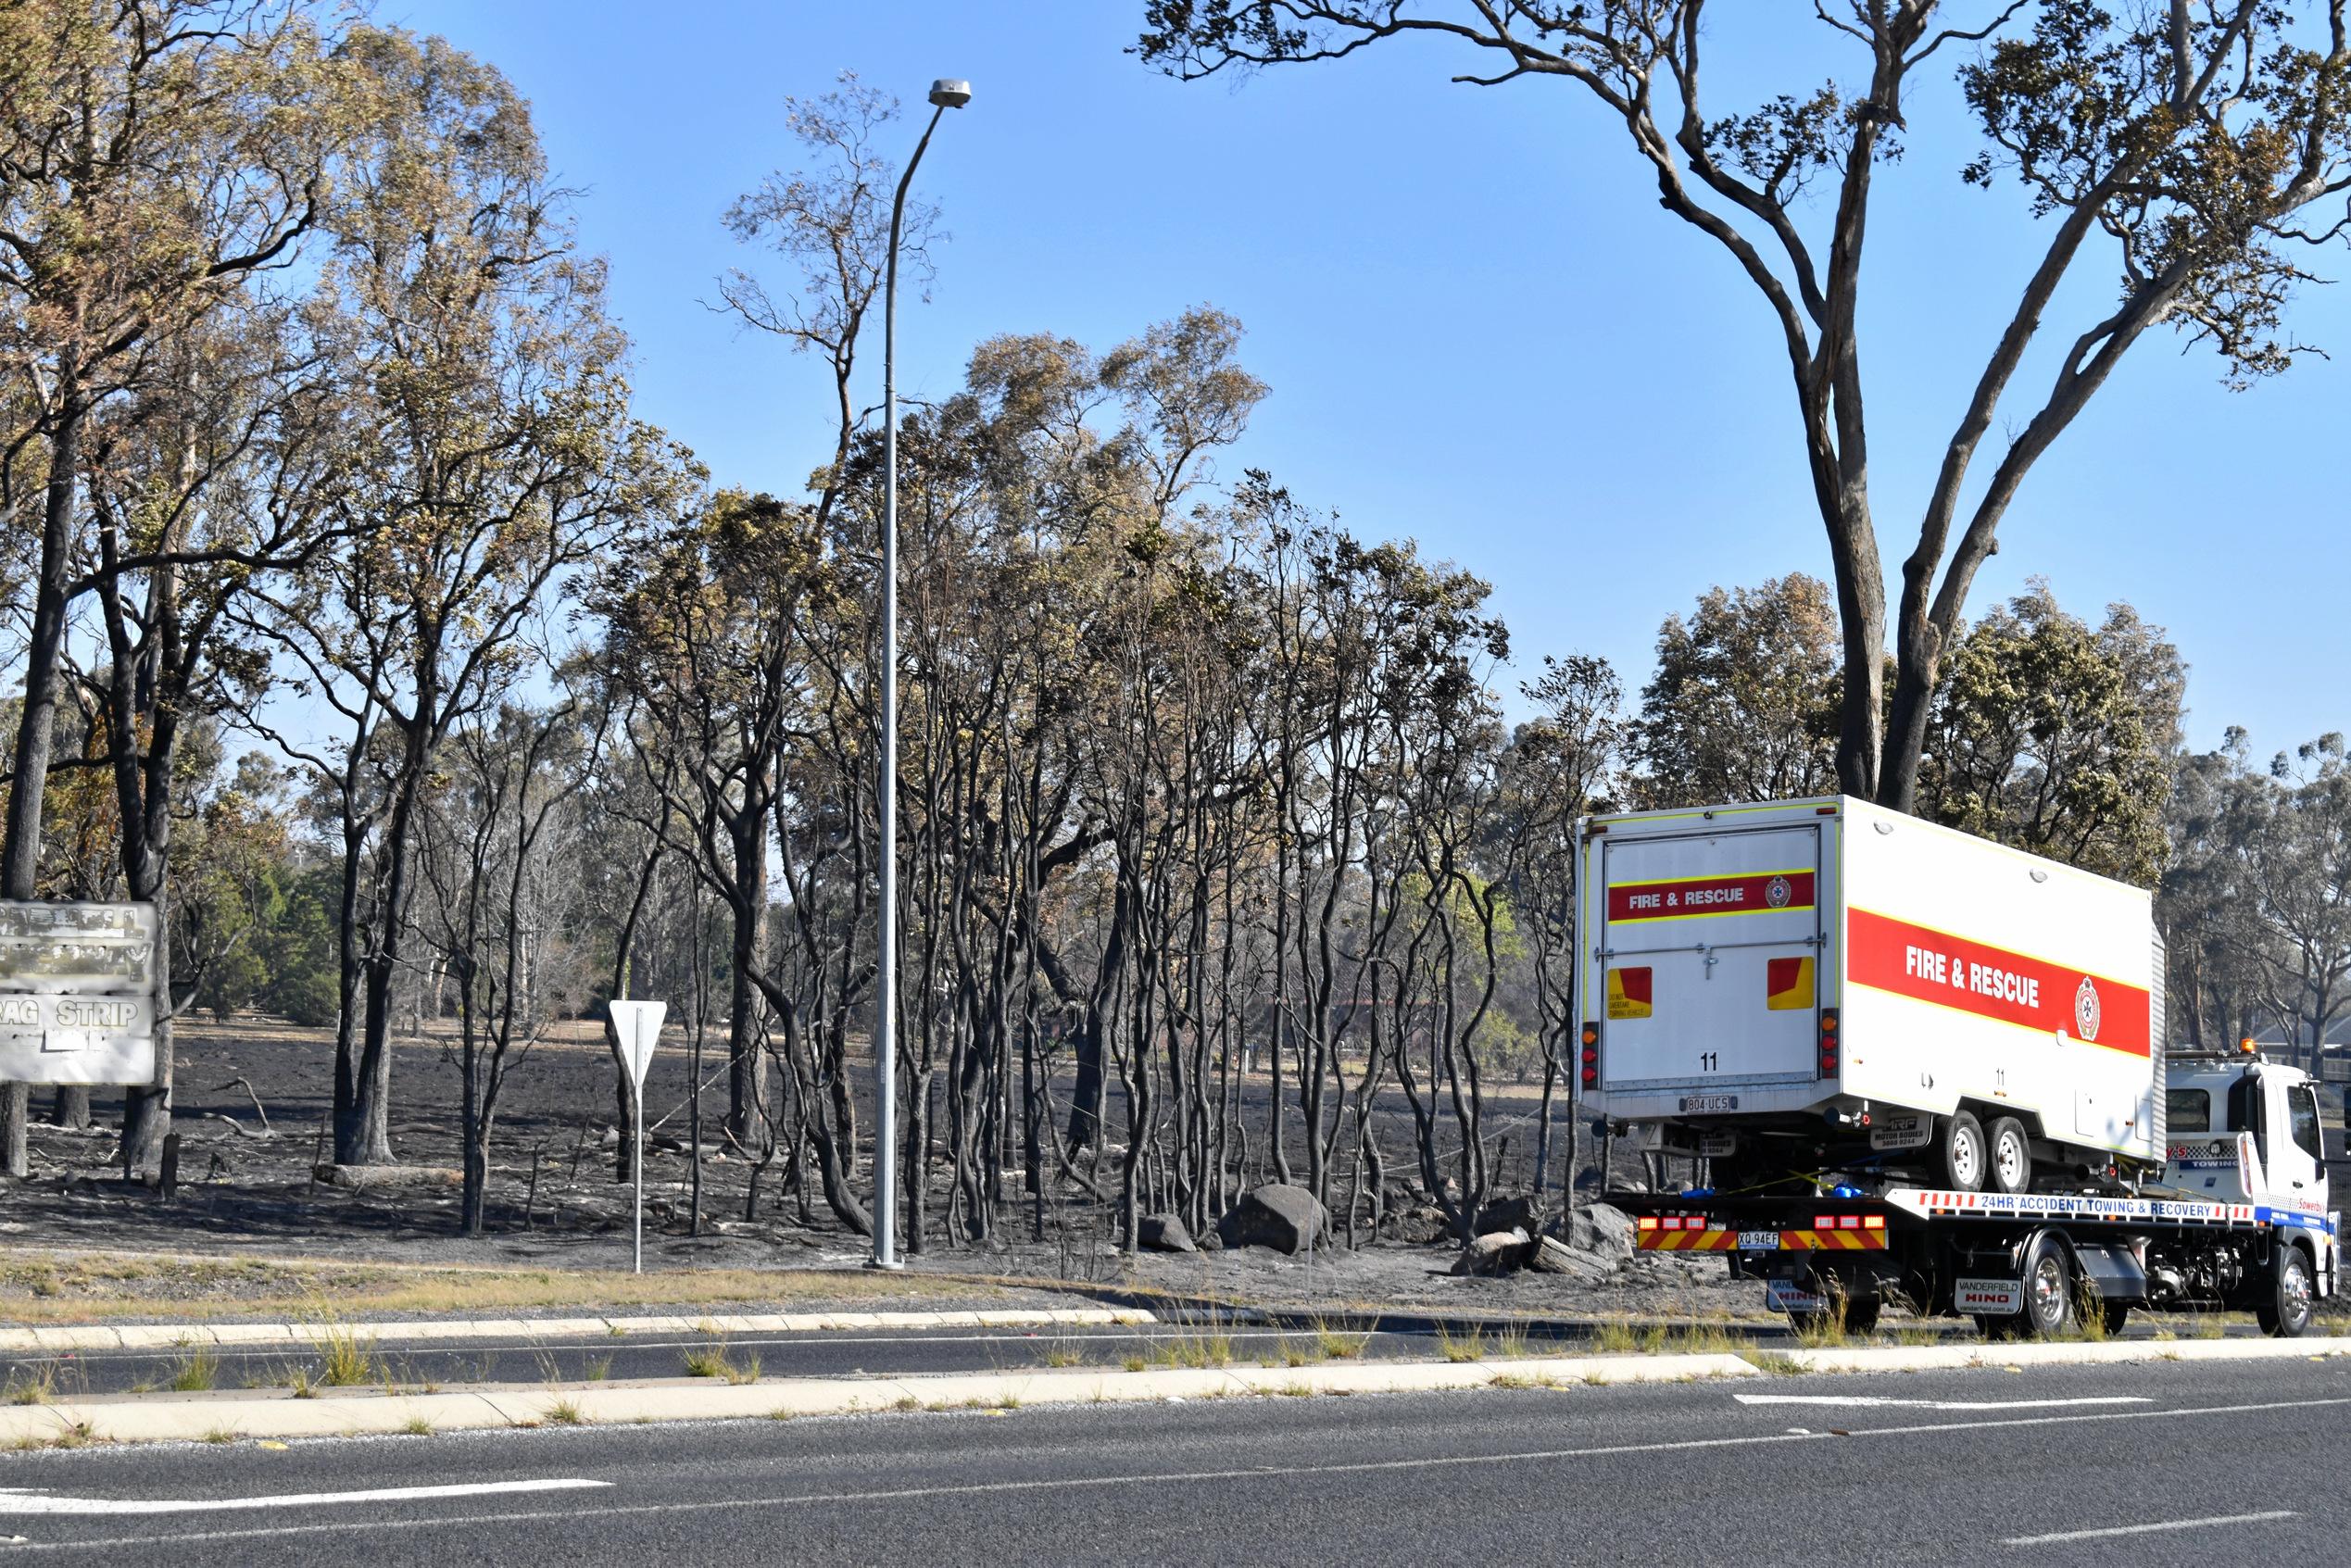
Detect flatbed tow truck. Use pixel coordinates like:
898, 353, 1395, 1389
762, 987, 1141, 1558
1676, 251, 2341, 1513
1613, 1049, 2340, 1339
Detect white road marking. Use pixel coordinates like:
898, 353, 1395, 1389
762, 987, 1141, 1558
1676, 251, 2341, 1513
1736, 1395, 2150, 1411
3, 1393, 2343, 1553
0, 1479, 610, 1516
2003, 1509, 2298, 1545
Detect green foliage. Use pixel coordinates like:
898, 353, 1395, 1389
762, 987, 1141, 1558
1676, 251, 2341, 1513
1919, 583, 2184, 885
1632, 575, 1842, 809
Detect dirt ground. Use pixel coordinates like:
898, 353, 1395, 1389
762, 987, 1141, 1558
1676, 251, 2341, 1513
0, 1016, 1757, 1324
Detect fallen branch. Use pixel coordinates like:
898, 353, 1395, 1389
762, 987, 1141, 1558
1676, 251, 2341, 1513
212, 1076, 273, 1136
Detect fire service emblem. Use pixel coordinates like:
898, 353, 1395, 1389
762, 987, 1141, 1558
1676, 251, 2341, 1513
2073, 976, 2102, 1043
1765, 875, 1792, 909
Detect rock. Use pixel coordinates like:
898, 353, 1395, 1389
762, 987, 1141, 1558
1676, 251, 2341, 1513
1137, 1212, 1196, 1253
1556, 1201, 1637, 1264
1215, 1183, 1330, 1255
1528, 1235, 1611, 1279
1474, 1194, 1542, 1236
1451, 1225, 1533, 1276
1198, 1228, 1224, 1251
1389, 1204, 1451, 1246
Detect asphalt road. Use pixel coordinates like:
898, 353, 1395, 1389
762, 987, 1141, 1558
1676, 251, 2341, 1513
1, 1353, 2343, 1564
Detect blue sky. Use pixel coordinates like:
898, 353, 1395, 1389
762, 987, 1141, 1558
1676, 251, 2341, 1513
389, 1, 2350, 759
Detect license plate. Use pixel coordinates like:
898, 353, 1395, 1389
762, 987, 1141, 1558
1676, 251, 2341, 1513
1680, 1094, 1739, 1113
1737, 1231, 1781, 1253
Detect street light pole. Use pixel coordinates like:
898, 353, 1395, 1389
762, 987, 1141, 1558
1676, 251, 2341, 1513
874, 78, 970, 1272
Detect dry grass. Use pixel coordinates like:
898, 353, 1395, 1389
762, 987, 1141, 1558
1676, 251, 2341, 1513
310, 1308, 383, 1386
1434, 1324, 1487, 1362
1587, 1321, 1640, 1355
681, 1342, 761, 1385
545, 1399, 587, 1426
169, 1346, 222, 1392
1139, 1323, 1235, 1371
4, 1364, 59, 1406
1311, 1317, 1371, 1360
0, 1250, 1010, 1327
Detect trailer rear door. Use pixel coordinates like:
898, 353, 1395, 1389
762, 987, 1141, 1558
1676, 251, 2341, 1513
1598, 822, 1825, 1097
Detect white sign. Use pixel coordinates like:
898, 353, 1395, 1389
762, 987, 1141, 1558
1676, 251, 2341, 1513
1955, 1277, 2023, 1315
1764, 1277, 1827, 1314
0, 901, 157, 1085
608, 1000, 667, 1088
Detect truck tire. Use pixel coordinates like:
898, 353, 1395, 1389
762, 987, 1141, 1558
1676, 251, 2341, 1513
1937, 1110, 1989, 1194
2256, 1247, 2315, 1338
2017, 1231, 2077, 1339
1986, 1117, 2031, 1196
2099, 1301, 2130, 1336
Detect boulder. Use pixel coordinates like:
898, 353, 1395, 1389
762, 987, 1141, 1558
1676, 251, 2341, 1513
1474, 1194, 1543, 1236
1215, 1183, 1330, 1255
1451, 1226, 1533, 1276
1527, 1235, 1611, 1278
1137, 1212, 1197, 1253
1556, 1201, 1637, 1264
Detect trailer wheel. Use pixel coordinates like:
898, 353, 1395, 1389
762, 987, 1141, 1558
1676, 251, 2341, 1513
1937, 1110, 1989, 1194
2018, 1232, 2077, 1339
1986, 1117, 2032, 1196
2257, 1247, 2315, 1338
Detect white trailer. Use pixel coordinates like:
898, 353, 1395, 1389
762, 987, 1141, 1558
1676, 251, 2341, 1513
1578, 796, 2161, 1195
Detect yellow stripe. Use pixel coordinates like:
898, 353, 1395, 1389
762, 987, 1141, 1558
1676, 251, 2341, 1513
1607, 866, 1815, 890
1609, 902, 1815, 926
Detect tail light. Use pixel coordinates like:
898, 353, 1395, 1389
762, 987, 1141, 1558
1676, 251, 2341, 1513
1817, 1008, 1839, 1079
1580, 1022, 1601, 1091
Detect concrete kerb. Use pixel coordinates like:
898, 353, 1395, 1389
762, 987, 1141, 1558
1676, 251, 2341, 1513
0, 1351, 1764, 1448
0, 1307, 1156, 1356
1780, 1333, 2351, 1374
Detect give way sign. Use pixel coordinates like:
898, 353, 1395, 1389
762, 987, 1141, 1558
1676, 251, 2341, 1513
608, 1000, 667, 1089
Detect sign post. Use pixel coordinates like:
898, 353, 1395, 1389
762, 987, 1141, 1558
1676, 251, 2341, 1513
608, 1000, 667, 1274
0, 902, 158, 1085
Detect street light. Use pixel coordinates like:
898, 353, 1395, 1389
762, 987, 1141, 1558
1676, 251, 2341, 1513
873, 78, 970, 1271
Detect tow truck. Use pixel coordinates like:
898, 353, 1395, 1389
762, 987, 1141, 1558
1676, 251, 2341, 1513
1618, 1045, 2339, 1338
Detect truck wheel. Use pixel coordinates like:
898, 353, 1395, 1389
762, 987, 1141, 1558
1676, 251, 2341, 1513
1840, 1297, 1882, 1336
1937, 1110, 1988, 1194
1974, 1312, 2018, 1342
1986, 1117, 2031, 1196
2018, 1232, 2077, 1339
2099, 1302, 2130, 1336
2257, 1247, 2315, 1338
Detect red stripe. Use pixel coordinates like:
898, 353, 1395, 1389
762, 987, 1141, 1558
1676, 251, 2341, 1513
1847, 908, 2150, 1057
1607, 871, 1816, 922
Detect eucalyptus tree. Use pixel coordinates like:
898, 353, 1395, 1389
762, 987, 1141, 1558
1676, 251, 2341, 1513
238, 31, 677, 1165
1139, 1, 2351, 807
0, 0, 368, 1173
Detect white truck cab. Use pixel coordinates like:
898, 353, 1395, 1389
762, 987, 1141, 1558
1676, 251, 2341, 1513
2164, 1052, 2330, 1215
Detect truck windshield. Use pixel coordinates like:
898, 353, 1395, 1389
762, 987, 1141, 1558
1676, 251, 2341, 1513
2167, 1088, 2210, 1133
2292, 1087, 2322, 1160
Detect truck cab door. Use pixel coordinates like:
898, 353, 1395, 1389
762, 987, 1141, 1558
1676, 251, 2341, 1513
2268, 1077, 2325, 1212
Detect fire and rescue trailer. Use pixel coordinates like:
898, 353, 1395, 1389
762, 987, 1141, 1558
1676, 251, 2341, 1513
1578, 797, 2339, 1337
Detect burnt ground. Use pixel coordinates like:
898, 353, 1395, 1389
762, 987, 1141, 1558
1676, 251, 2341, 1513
0, 1015, 1757, 1323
